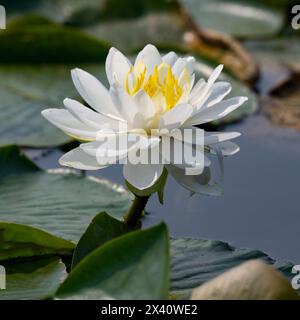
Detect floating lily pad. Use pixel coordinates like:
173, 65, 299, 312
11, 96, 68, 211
4, 0, 178, 25
86, 12, 186, 52
245, 37, 300, 69
0, 146, 131, 242
1, 16, 109, 64
0, 64, 107, 147
0, 14, 110, 147
0, 257, 67, 300
179, 0, 284, 39
194, 60, 258, 125
170, 237, 295, 298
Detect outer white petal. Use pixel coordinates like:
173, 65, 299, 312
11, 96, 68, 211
71, 68, 121, 119
80, 133, 158, 162
203, 81, 232, 109
135, 44, 162, 75
189, 78, 206, 105
63, 98, 122, 131
204, 131, 241, 145
159, 104, 193, 131
123, 163, 164, 190
41, 108, 97, 141
208, 64, 223, 85
167, 165, 223, 196
160, 135, 209, 175
185, 96, 248, 126
190, 64, 224, 110
210, 141, 240, 156
105, 47, 132, 87
168, 127, 204, 146
162, 52, 178, 66
59, 147, 107, 170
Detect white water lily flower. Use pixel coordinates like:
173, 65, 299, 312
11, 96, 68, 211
42, 44, 247, 195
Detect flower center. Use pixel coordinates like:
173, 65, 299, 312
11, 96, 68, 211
126, 62, 190, 111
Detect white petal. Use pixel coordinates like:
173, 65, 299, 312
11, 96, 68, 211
203, 81, 232, 109
133, 90, 156, 123
135, 44, 162, 76
167, 165, 223, 196
159, 104, 193, 130
105, 47, 132, 87
185, 56, 196, 74
204, 131, 241, 145
171, 127, 204, 144
123, 163, 164, 190
190, 65, 224, 110
160, 134, 209, 175
71, 68, 121, 119
110, 84, 139, 127
185, 96, 248, 126
211, 141, 240, 156
189, 78, 206, 105
162, 52, 178, 66
63, 98, 122, 131
42, 108, 97, 141
59, 147, 107, 170
172, 56, 195, 77
208, 64, 223, 84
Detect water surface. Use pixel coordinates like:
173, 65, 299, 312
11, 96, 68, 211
29, 114, 300, 263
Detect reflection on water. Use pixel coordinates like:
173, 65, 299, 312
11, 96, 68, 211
26, 114, 300, 263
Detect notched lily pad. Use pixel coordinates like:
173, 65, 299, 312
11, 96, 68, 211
179, 0, 284, 39
0, 15, 109, 147
0, 64, 107, 147
0, 145, 131, 242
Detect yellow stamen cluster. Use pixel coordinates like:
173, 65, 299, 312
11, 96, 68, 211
126, 62, 186, 111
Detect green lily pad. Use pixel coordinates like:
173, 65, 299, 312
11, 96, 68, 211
0, 222, 75, 261
85, 12, 186, 53
194, 60, 258, 125
245, 37, 300, 68
0, 14, 109, 147
3, 0, 178, 25
57, 224, 169, 300
1, 16, 109, 64
71, 212, 132, 269
179, 0, 284, 39
0, 146, 131, 242
0, 257, 67, 300
0, 64, 107, 147
170, 237, 295, 298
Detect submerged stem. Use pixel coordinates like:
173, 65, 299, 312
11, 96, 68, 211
123, 195, 150, 227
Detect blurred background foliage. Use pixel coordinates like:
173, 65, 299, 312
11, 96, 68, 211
0, 0, 299, 146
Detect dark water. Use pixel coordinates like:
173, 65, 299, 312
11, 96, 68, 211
27, 114, 300, 263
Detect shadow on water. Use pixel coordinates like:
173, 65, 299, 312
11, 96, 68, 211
26, 113, 300, 263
